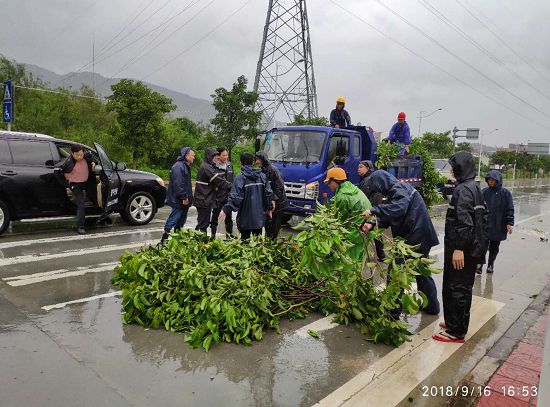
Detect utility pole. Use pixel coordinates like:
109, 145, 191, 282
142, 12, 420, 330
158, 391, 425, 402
478, 128, 498, 178
254, 0, 318, 129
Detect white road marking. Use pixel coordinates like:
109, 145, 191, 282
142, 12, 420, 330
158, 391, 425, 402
295, 315, 340, 337
515, 209, 550, 226
41, 291, 122, 311
3, 263, 118, 286
0, 240, 158, 267
313, 296, 505, 407
0, 227, 164, 249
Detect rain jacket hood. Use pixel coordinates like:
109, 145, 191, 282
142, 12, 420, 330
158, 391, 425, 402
255, 150, 270, 167
204, 147, 218, 164
241, 165, 263, 182
450, 151, 476, 184
364, 170, 397, 196
485, 170, 503, 188
177, 147, 193, 162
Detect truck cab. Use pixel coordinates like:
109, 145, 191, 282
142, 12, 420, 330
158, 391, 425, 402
259, 125, 377, 216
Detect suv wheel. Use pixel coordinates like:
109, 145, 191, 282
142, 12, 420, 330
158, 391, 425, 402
123, 192, 157, 226
0, 200, 11, 235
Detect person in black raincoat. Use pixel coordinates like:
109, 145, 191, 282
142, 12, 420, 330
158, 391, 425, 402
161, 147, 195, 245
210, 147, 235, 237
357, 160, 385, 261
434, 151, 487, 343
361, 170, 440, 317
220, 152, 273, 240
476, 170, 514, 274
255, 150, 289, 239
193, 148, 232, 235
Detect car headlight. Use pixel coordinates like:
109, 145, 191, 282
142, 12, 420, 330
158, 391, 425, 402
156, 177, 165, 187
304, 181, 319, 200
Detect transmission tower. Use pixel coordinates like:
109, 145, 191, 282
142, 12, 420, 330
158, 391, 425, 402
254, 0, 318, 129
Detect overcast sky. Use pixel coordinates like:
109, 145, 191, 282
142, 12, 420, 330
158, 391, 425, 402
1, 0, 550, 146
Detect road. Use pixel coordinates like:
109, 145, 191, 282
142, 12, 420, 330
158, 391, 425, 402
0, 183, 549, 407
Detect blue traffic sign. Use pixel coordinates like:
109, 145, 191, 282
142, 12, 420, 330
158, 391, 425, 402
3, 101, 12, 123
3, 80, 12, 102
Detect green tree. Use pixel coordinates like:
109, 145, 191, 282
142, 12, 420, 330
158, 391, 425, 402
107, 79, 175, 168
210, 75, 261, 156
456, 142, 474, 153
420, 131, 454, 159
288, 114, 328, 126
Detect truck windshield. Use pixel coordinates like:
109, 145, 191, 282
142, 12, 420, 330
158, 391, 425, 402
264, 130, 326, 164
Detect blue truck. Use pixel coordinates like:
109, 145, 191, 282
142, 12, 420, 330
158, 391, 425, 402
256, 125, 423, 219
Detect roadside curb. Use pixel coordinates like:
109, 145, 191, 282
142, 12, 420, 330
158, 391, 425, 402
448, 282, 550, 406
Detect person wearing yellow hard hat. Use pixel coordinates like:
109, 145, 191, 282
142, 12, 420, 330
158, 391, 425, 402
324, 167, 373, 260
330, 97, 352, 128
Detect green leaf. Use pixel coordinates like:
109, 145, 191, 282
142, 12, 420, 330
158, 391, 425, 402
307, 329, 320, 339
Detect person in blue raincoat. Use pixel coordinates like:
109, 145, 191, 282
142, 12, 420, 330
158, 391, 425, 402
476, 170, 514, 274
361, 170, 440, 317
161, 147, 195, 245
220, 152, 274, 240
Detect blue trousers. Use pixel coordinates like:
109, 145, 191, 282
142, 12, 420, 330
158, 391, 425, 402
164, 205, 190, 233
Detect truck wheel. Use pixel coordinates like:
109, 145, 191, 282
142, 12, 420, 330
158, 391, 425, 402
123, 191, 157, 226
0, 200, 11, 235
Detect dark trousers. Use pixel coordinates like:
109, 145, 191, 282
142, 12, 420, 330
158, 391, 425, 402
195, 207, 212, 233
265, 210, 284, 239
211, 207, 234, 236
71, 183, 87, 228
485, 240, 501, 266
388, 249, 440, 319
442, 253, 477, 339
374, 238, 386, 261
240, 229, 262, 240
164, 205, 190, 233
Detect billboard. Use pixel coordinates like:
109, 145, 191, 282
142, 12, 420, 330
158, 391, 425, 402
526, 143, 550, 155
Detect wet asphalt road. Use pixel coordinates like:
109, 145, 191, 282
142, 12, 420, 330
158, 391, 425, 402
1, 180, 549, 407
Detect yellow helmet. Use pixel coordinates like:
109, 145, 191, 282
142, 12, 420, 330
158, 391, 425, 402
324, 167, 347, 183
336, 97, 346, 105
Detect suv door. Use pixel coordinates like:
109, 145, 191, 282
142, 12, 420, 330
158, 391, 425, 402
94, 143, 121, 218
7, 139, 66, 217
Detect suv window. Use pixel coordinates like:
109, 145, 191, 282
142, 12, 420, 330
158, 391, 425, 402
9, 140, 54, 166
0, 140, 11, 164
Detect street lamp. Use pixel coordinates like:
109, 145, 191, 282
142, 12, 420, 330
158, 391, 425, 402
417, 108, 443, 137
478, 128, 498, 178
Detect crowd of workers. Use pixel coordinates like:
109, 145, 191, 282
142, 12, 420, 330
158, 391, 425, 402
155, 96, 514, 345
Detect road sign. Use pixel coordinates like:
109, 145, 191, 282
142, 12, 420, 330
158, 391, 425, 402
466, 128, 480, 139
3, 80, 13, 124
2, 101, 12, 123
3, 80, 12, 101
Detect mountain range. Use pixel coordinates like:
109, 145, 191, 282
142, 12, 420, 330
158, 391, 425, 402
23, 63, 216, 124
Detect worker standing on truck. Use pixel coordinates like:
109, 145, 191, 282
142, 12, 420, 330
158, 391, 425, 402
330, 97, 352, 128
324, 167, 372, 261
361, 170, 440, 318
387, 112, 411, 155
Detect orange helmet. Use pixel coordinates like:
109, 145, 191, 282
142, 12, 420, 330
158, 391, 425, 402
324, 167, 347, 183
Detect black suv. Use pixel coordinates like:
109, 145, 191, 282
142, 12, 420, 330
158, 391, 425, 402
0, 131, 167, 235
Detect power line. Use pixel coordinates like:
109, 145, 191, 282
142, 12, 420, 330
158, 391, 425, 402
56, 0, 167, 86
454, 0, 550, 86
14, 85, 106, 101
142, 0, 251, 80
373, 0, 550, 120
417, 0, 550, 103
326, 0, 548, 129
102, 0, 214, 85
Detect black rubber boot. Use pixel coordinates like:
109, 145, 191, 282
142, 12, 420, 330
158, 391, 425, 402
159, 232, 169, 247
